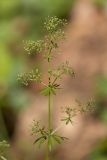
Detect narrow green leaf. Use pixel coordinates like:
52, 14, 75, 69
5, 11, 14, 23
41, 86, 56, 96
66, 119, 70, 125
51, 88, 56, 95
40, 87, 50, 96
38, 138, 46, 148
53, 135, 62, 144
33, 136, 46, 144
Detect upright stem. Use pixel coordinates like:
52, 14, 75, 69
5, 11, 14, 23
46, 48, 52, 160
48, 80, 51, 132
45, 145, 49, 160
48, 47, 52, 133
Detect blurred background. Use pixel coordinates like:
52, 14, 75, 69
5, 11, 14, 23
0, 0, 107, 160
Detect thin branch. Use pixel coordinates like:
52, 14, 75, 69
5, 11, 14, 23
41, 81, 48, 87
51, 124, 64, 135
52, 71, 64, 85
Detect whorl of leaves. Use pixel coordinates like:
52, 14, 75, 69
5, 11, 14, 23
31, 120, 68, 151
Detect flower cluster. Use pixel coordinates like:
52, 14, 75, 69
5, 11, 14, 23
76, 99, 96, 114
61, 107, 77, 125
23, 17, 67, 59
48, 61, 75, 83
31, 120, 67, 151
59, 61, 75, 77
23, 40, 43, 55
61, 99, 96, 125
43, 16, 67, 59
44, 16, 67, 33
17, 69, 41, 86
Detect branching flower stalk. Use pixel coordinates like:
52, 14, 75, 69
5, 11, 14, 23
18, 16, 95, 160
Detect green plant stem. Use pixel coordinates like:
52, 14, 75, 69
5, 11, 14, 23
48, 91, 51, 132
45, 143, 49, 160
47, 47, 52, 160
48, 47, 52, 133
47, 69, 51, 160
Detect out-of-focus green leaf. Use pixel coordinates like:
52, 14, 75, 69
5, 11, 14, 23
0, 0, 21, 18
93, 0, 107, 10
100, 109, 107, 123
96, 77, 107, 96
89, 139, 107, 160
0, 44, 13, 84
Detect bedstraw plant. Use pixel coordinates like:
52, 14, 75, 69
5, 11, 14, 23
18, 16, 95, 160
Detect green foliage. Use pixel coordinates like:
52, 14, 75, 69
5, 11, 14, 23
41, 85, 57, 96
0, 0, 21, 18
23, 0, 76, 18
96, 76, 107, 96
43, 0, 75, 18
0, 140, 10, 160
0, 44, 13, 83
93, 0, 107, 10
31, 120, 68, 151
89, 138, 107, 160
95, 76, 107, 123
